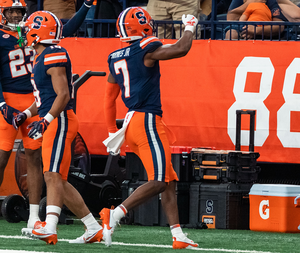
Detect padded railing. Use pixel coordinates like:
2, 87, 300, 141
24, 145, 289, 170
62, 18, 300, 41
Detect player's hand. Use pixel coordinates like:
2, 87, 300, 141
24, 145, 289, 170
27, 118, 50, 140
182, 14, 198, 33
84, 0, 94, 7
0, 102, 21, 125
12, 112, 27, 130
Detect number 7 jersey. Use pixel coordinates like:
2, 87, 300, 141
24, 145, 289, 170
108, 36, 163, 117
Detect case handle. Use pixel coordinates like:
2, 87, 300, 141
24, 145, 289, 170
294, 195, 300, 207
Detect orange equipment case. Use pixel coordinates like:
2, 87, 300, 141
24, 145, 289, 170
249, 184, 300, 233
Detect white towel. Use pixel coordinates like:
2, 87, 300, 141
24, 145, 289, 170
103, 111, 135, 155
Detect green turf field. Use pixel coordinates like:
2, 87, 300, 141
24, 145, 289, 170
0, 217, 299, 253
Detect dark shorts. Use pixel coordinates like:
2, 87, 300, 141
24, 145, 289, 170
223, 24, 245, 39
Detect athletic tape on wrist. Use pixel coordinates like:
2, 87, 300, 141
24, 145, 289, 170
24, 109, 32, 118
184, 26, 195, 33
44, 113, 54, 123
0, 102, 6, 107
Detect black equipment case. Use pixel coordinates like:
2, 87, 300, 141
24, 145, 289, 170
191, 110, 260, 183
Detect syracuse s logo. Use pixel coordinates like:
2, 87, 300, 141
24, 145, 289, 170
259, 200, 269, 219
206, 199, 213, 214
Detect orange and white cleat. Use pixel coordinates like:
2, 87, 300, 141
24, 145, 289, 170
99, 208, 116, 246
172, 236, 199, 249
31, 222, 58, 245
21, 220, 43, 236
69, 227, 103, 244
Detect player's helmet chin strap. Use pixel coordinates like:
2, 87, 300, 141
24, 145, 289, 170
5, 22, 19, 30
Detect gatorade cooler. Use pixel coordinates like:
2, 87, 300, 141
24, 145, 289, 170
249, 184, 300, 233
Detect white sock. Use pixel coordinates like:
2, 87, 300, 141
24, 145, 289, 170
45, 214, 59, 233
170, 224, 185, 239
81, 213, 101, 231
112, 205, 127, 224
45, 205, 61, 233
28, 204, 40, 221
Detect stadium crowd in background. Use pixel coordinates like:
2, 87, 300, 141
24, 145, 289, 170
228, 0, 273, 39
147, 0, 201, 38
225, 0, 286, 39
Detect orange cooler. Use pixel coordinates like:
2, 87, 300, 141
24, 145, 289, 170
249, 184, 300, 233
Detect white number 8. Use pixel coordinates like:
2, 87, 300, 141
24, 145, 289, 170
227, 57, 273, 147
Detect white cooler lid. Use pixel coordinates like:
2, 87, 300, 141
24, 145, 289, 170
250, 184, 300, 197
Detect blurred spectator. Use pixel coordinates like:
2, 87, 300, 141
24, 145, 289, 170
85, 0, 97, 37
25, 0, 37, 16
225, 0, 286, 39
228, 0, 272, 39
147, 0, 201, 39
204, 0, 233, 20
93, 0, 148, 38
43, 0, 76, 19
277, 0, 300, 21
94, 0, 123, 37
76, 0, 84, 10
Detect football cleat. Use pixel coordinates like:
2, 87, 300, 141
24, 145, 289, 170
31, 222, 58, 245
100, 208, 116, 246
172, 236, 199, 249
69, 227, 103, 244
22, 220, 43, 236
27, 219, 43, 229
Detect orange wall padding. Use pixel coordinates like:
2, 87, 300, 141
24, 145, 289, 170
59, 38, 300, 164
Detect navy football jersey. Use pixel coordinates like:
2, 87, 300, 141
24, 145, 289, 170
31, 45, 73, 117
0, 29, 35, 95
108, 36, 163, 117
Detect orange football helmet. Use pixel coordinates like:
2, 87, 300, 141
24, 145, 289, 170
25, 11, 62, 47
116, 7, 153, 42
0, 0, 27, 29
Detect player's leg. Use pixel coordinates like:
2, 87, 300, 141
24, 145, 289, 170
100, 112, 169, 246
21, 112, 43, 229
63, 181, 103, 244
161, 180, 179, 225
31, 110, 101, 244
0, 150, 12, 186
59, 110, 102, 244
158, 129, 198, 249
0, 106, 18, 186
24, 148, 43, 228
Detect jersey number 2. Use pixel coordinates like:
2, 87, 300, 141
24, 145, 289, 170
9, 48, 34, 78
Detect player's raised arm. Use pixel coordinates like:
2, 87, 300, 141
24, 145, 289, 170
144, 14, 198, 67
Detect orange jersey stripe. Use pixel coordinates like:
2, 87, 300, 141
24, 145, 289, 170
140, 36, 160, 49
44, 52, 67, 65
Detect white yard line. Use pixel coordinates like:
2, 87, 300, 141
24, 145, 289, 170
0, 235, 278, 253
0, 250, 57, 253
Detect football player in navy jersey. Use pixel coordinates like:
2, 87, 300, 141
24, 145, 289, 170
100, 7, 199, 249
0, 0, 94, 230
14, 11, 103, 245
